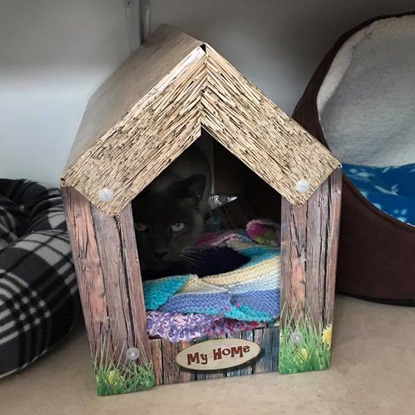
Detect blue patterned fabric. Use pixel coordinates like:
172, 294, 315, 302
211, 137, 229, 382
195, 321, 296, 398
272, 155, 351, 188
343, 163, 415, 226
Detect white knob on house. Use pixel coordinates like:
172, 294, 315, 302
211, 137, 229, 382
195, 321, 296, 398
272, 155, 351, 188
295, 180, 310, 194
99, 188, 114, 203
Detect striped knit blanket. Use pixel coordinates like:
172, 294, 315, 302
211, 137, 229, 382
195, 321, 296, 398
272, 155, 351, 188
143, 220, 280, 323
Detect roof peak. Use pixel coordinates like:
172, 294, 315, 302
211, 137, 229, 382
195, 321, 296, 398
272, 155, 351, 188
62, 25, 339, 216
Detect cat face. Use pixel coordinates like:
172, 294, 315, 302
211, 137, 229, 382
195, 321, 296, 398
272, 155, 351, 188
132, 174, 207, 275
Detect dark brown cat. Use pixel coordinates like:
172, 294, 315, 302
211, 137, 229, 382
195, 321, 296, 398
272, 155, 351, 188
132, 146, 211, 277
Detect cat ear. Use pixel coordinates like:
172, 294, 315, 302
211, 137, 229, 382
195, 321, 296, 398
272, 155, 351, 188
169, 174, 207, 202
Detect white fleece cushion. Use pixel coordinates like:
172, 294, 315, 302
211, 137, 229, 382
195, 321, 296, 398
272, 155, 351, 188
317, 16, 415, 167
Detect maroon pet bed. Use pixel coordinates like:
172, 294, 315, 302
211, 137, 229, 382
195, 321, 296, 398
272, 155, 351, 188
293, 13, 415, 305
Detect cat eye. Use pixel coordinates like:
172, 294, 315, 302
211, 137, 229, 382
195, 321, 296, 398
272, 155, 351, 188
135, 223, 148, 232
170, 222, 185, 232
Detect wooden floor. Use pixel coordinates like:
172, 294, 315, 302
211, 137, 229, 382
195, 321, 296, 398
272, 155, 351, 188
1, 295, 415, 415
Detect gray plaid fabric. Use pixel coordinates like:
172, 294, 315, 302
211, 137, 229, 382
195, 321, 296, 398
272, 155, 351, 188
0, 180, 79, 378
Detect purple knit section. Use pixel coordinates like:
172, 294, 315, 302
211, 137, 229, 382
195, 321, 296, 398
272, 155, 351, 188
147, 311, 266, 343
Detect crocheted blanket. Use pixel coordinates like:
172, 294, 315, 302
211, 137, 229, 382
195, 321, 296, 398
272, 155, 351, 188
143, 220, 280, 331
147, 312, 266, 343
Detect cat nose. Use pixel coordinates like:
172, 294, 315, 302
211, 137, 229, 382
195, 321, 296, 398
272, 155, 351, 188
154, 249, 168, 259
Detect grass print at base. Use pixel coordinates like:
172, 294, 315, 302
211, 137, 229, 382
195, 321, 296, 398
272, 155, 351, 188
279, 309, 332, 374
93, 341, 155, 396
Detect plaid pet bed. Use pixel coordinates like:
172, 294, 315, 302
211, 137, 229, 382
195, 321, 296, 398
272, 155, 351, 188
0, 180, 79, 378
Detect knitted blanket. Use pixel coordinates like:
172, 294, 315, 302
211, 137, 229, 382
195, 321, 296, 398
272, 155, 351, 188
143, 220, 280, 324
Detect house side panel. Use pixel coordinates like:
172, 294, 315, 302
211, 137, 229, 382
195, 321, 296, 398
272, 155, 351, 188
63, 187, 155, 396
279, 168, 342, 374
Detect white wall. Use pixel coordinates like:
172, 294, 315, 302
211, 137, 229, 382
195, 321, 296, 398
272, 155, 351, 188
0, 0, 413, 185
151, 0, 413, 114
0, 0, 130, 186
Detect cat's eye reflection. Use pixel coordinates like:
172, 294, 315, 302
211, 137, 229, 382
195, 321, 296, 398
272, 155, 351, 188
135, 223, 149, 232
170, 222, 185, 232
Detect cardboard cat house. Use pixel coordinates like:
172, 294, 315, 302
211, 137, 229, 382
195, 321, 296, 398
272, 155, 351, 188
61, 25, 342, 396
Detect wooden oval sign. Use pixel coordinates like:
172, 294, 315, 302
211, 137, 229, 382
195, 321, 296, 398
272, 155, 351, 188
176, 338, 261, 371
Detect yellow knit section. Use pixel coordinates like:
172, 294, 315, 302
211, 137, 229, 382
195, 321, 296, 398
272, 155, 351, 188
179, 275, 228, 294
178, 255, 280, 293
204, 256, 279, 287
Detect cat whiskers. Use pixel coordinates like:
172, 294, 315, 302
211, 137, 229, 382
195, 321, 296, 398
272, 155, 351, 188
183, 247, 220, 259
178, 246, 221, 268
177, 250, 205, 268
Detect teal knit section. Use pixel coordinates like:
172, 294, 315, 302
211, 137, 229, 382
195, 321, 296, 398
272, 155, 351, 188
143, 275, 190, 310
238, 247, 279, 266
225, 303, 274, 323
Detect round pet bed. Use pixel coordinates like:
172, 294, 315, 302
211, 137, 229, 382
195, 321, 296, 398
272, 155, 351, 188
0, 179, 79, 378
293, 13, 415, 305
